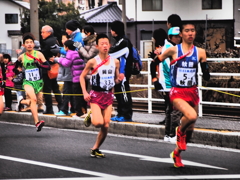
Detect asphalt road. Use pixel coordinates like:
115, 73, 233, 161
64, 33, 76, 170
0, 121, 240, 180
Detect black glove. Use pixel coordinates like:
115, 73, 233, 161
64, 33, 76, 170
154, 80, 163, 90
148, 51, 156, 60
50, 48, 61, 57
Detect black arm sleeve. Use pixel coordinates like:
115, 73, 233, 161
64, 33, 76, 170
35, 61, 51, 70
200, 62, 210, 81
150, 61, 157, 79
154, 57, 161, 64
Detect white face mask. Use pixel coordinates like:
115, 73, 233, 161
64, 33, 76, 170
82, 33, 86, 39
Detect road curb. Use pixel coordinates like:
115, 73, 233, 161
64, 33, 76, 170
1, 112, 240, 149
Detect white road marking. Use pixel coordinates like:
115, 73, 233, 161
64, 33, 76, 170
102, 150, 227, 170
7, 174, 240, 180
0, 155, 117, 178
115, 175, 240, 179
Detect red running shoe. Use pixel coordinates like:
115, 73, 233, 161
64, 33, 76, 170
36, 120, 45, 132
170, 151, 184, 168
176, 126, 187, 151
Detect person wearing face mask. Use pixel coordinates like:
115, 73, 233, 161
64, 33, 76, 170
78, 25, 98, 64
59, 20, 84, 56
78, 25, 99, 118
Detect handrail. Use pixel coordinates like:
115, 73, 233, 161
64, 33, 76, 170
130, 58, 240, 116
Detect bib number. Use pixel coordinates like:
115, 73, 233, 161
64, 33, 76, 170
25, 68, 40, 81
100, 75, 114, 90
176, 68, 196, 87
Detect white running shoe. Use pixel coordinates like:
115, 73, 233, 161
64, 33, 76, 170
170, 136, 177, 143
163, 135, 170, 142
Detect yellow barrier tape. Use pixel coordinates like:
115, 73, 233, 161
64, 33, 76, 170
5, 87, 151, 96
199, 86, 240, 98
5, 86, 240, 97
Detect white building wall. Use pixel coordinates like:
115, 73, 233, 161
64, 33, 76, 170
0, 1, 22, 50
118, 0, 233, 21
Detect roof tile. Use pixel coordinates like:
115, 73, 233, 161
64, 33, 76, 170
81, 2, 129, 23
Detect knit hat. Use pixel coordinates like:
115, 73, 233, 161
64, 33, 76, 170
65, 20, 80, 31
110, 20, 125, 36
168, 27, 180, 36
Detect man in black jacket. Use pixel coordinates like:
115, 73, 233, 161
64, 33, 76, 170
109, 20, 133, 122
40, 25, 62, 114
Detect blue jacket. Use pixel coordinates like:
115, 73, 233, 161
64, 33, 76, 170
60, 29, 84, 55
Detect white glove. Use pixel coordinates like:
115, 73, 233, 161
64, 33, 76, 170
73, 42, 82, 49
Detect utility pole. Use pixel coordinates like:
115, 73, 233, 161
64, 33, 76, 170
205, 14, 208, 50
30, 0, 39, 40
122, 0, 127, 34
135, 0, 138, 47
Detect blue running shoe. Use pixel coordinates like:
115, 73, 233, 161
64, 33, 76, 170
110, 116, 121, 121
55, 110, 68, 116
117, 117, 133, 122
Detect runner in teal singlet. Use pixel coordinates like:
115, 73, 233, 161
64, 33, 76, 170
17, 34, 50, 132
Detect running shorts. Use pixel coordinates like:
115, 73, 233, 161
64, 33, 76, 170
23, 79, 43, 94
0, 87, 4, 96
89, 90, 114, 110
169, 86, 199, 107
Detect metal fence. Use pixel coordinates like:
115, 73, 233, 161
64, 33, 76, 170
131, 58, 240, 117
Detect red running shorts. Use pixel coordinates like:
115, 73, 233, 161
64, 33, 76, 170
0, 87, 4, 96
89, 90, 114, 110
169, 86, 199, 107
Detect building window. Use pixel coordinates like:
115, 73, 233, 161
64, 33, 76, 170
142, 0, 162, 11
119, 0, 122, 5
5, 14, 18, 24
202, 0, 222, 9
0, 43, 7, 52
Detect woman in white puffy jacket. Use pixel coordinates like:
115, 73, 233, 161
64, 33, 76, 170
78, 25, 98, 63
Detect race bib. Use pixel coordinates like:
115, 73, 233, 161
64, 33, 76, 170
25, 68, 40, 81
100, 74, 115, 90
176, 67, 196, 87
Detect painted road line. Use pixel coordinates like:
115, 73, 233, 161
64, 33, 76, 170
0, 155, 117, 178
8, 174, 240, 180
102, 150, 227, 170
